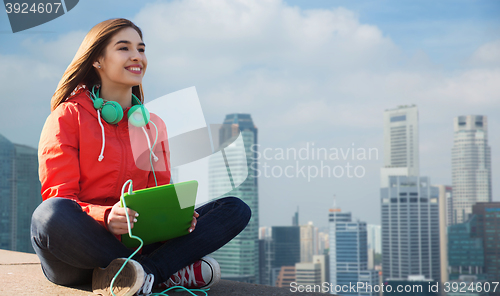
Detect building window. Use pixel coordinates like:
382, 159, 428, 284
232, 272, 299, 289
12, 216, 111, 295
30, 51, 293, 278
390, 115, 406, 122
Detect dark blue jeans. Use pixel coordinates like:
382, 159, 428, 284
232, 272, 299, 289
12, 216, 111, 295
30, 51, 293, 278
31, 196, 251, 286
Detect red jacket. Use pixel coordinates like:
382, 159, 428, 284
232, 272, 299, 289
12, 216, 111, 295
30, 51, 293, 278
38, 88, 171, 229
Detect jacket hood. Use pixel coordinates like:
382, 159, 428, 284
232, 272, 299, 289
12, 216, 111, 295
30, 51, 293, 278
65, 88, 101, 119
65, 88, 133, 123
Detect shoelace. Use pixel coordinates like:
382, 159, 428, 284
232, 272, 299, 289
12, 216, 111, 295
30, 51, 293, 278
168, 264, 197, 287
137, 274, 155, 296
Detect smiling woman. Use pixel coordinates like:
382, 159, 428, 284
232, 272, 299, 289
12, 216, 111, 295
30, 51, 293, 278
50, 19, 146, 112
30, 18, 251, 296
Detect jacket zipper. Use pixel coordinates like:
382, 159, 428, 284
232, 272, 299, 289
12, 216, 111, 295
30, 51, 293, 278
115, 124, 128, 200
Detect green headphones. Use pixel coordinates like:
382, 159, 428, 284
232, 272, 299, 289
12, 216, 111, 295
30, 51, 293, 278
90, 86, 150, 127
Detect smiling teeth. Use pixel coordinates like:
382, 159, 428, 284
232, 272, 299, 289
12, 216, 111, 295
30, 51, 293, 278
129, 67, 141, 72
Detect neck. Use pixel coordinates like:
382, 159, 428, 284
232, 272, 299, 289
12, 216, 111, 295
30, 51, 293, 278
99, 84, 133, 109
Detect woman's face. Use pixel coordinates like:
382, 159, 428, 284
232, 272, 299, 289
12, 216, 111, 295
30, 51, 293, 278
95, 27, 147, 89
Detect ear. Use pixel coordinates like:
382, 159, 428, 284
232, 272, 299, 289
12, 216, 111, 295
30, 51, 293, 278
93, 61, 101, 69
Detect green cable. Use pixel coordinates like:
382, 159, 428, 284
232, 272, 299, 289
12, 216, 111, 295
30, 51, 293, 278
110, 179, 210, 296
110, 179, 144, 296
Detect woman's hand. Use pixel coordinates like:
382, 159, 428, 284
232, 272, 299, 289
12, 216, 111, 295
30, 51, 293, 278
189, 211, 199, 233
107, 201, 138, 236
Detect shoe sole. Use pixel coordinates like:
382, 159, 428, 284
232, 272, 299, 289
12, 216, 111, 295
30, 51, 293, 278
92, 258, 145, 296
200, 256, 221, 289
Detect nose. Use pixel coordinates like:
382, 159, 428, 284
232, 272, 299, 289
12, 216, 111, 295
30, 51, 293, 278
131, 49, 143, 62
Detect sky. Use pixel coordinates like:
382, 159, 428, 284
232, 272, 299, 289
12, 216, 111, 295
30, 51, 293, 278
1, 0, 499, 229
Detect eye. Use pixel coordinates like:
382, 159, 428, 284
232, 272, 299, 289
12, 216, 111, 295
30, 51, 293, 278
138, 48, 145, 53
119, 47, 128, 51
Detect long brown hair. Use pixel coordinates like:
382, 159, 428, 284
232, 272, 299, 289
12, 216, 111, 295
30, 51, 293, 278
51, 18, 144, 111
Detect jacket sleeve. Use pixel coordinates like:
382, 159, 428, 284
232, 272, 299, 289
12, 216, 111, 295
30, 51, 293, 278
147, 115, 171, 187
38, 103, 112, 229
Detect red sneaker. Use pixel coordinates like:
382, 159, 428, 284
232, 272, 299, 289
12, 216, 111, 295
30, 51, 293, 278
158, 256, 221, 290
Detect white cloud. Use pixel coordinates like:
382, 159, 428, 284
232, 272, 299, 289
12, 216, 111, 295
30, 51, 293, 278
20, 30, 86, 65
135, 0, 401, 97
469, 39, 500, 67
0, 31, 85, 146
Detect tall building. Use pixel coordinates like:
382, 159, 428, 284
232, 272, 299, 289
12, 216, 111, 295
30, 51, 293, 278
209, 114, 259, 283
317, 231, 329, 257
381, 176, 441, 281
329, 208, 378, 296
451, 115, 492, 224
448, 215, 485, 280
436, 185, 452, 282
313, 254, 329, 284
258, 238, 269, 285
269, 226, 300, 286
300, 222, 316, 263
367, 224, 381, 255
367, 224, 381, 270
0, 134, 41, 253
329, 208, 351, 288
472, 202, 500, 289
292, 207, 299, 226
382, 105, 419, 177
381, 105, 442, 282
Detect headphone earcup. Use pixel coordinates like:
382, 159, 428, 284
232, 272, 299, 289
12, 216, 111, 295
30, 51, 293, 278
128, 105, 150, 127
101, 101, 123, 124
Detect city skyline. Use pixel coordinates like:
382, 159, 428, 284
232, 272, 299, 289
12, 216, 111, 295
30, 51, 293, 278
1, 0, 499, 228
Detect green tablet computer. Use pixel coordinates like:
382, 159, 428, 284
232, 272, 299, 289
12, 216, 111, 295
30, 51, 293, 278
120, 180, 198, 248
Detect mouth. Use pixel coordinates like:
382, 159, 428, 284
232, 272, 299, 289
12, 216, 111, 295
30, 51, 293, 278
125, 66, 142, 74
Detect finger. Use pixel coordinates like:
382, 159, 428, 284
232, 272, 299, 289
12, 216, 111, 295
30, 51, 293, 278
109, 223, 132, 235
126, 208, 138, 217
191, 217, 197, 227
114, 228, 129, 235
112, 215, 137, 224
128, 214, 138, 223
112, 207, 128, 217
193, 211, 199, 218
115, 222, 134, 231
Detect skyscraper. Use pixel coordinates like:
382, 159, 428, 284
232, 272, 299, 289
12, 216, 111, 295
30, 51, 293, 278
381, 176, 441, 281
447, 215, 485, 280
381, 105, 441, 282
329, 208, 378, 296
472, 202, 500, 289
367, 224, 381, 269
209, 114, 259, 283
382, 105, 419, 178
328, 208, 351, 288
367, 224, 381, 255
436, 184, 452, 282
267, 226, 301, 286
300, 222, 316, 263
451, 115, 492, 224
0, 134, 41, 253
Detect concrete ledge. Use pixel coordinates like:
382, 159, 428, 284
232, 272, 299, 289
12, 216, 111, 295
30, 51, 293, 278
0, 250, 326, 295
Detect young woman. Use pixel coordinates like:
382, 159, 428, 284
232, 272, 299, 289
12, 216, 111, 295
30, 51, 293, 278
31, 18, 251, 296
